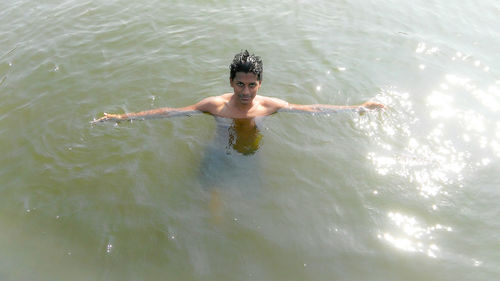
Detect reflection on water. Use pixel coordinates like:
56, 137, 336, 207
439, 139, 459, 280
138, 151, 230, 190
361, 41, 499, 201
378, 211, 452, 258
355, 40, 500, 266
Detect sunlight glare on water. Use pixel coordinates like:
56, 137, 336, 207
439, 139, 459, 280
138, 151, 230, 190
379, 211, 453, 258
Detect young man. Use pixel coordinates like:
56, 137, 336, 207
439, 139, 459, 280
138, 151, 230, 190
93, 50, 383, 123
94, 50, 384, 221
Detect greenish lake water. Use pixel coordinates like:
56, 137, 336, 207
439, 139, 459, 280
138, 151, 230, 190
1, 0, 499, 280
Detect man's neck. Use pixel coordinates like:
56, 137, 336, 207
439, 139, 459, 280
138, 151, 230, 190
230, 95, 254, 112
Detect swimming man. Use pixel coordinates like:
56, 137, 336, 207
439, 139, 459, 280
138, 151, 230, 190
93, 50, 384, 221
93, 50, 384, 124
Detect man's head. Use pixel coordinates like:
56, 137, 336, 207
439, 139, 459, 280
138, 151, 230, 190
229, 50, 263, 81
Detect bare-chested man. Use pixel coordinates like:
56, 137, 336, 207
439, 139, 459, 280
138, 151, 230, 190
93, 50, 383, 124
93, 50, 383, 221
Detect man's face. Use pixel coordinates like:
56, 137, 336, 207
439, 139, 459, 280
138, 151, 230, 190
230, 72, 262, 105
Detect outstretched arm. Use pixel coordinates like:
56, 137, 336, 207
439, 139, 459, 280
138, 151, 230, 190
269, 98, 384, 114
92, 107, 201, 123
283, 101, 384, 113
92, 96, 219, 123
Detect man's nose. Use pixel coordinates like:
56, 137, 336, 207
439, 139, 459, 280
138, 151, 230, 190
243, 86, 250, 94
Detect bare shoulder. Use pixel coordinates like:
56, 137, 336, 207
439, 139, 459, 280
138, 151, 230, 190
257, 95, 289, 109
194, 94, 230, 112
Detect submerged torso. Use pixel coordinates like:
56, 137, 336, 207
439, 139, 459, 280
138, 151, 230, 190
213, 116, 265, 155
198, 116, 265, 190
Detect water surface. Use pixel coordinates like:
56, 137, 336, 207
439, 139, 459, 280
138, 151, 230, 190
1, 0, 500, 280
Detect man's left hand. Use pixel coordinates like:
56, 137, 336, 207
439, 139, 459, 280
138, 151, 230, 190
361, 101, 385, 110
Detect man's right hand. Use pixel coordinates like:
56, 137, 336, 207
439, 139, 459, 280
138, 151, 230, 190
92, 113, 124, 124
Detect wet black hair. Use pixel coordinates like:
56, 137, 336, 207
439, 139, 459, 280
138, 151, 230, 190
229, 50, 263, 81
